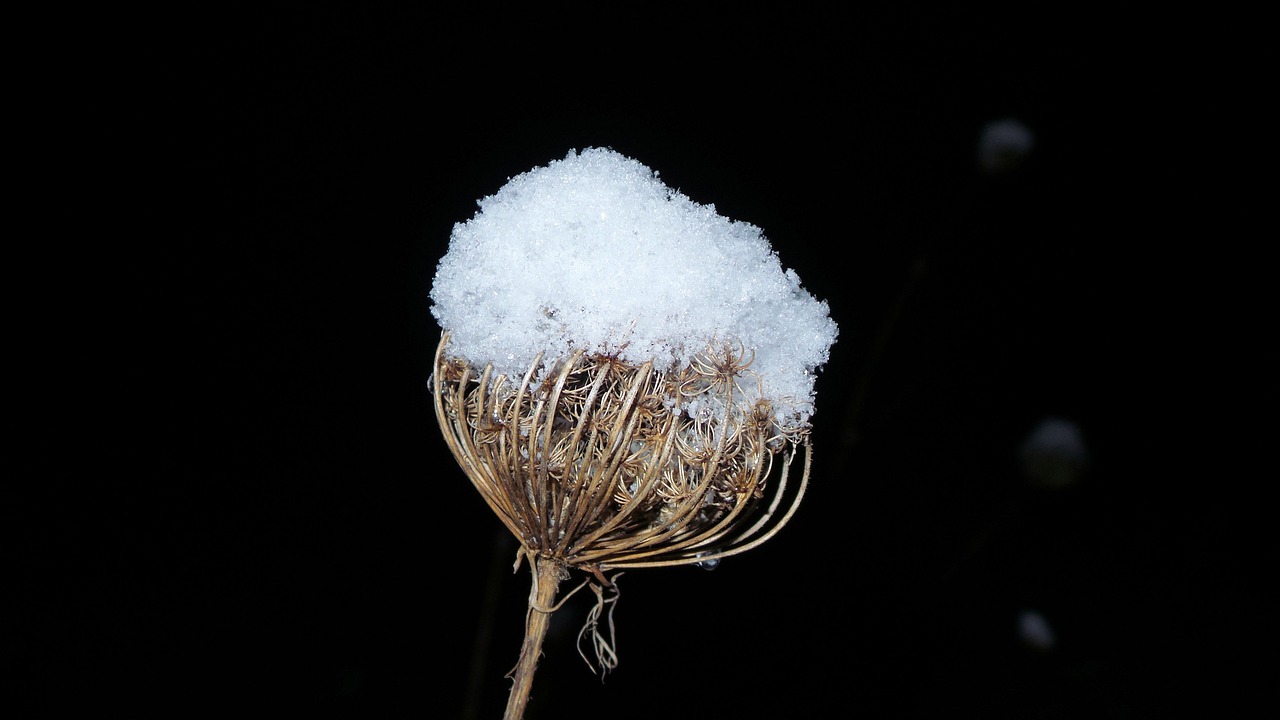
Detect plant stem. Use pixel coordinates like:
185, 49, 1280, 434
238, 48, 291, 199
504, 554, 564, 720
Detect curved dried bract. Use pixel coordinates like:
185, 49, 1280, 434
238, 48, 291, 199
432, 331, 812, 572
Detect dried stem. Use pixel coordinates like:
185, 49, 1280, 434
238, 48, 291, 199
504, 553, 568, 720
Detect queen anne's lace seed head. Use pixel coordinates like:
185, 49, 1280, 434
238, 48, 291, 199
429, 148, 839, 699
434, 333, 819, 569
430, 149, 836, 570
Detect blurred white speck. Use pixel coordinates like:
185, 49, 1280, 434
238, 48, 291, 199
1017, 608, 1056, 651
977, 117, 1035, 174
1019, 416, 1089, 489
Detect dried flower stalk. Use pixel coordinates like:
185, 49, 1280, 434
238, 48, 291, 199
432, 331, 812, 719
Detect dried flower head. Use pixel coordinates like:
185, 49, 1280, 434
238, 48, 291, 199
432, 332, 813, 573
428, 147, 837, 718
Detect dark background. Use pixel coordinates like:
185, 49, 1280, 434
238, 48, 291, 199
12, 5, 1263, 719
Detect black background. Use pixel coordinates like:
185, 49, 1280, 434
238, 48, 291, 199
11, 5, 1263, 719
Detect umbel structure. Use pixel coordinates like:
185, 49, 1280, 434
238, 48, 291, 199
428, 147, 837, 693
